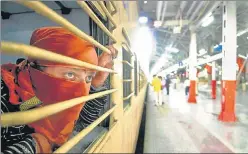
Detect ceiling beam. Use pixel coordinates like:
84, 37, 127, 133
176, 1, 188, 20
162, 20, 190, 27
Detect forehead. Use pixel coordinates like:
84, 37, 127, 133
41, 64, 96, 73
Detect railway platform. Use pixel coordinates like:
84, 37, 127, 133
144, 85, 248, 153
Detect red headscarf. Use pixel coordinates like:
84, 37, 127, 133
1, 27, 98, 147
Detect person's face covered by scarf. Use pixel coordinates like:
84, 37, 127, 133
27, 27, 98, 146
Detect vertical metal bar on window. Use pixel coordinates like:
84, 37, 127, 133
134, 56, 138, 95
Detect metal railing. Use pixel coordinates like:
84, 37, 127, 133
97, 1, 117, 28
77, 1, 117, 43
16, 1, 112, 54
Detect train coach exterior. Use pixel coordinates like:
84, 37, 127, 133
1, 1, 147, 153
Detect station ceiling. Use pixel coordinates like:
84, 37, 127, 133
138, 1, 248, 74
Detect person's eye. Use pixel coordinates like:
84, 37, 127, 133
85, 75, 93, 83
64, 72, 76, 80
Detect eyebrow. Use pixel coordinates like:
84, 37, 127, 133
71, 68, 96, 74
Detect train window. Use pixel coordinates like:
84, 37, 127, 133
134, 54, 138, 96
1, 1, 113, 153
70, 2, 112, 153
139, 69, 146, 90
89, 4, 110, 128
139, 65, 142, 92
122, 47, 132, 108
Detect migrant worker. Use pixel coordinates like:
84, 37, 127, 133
1, 27, 117, 153
151, 75, 162, 106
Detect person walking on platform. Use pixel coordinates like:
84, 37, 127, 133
158, 76, 166, 104
151, 75, 162, 106
165, 75, 171, 95
184, 78, 190, 95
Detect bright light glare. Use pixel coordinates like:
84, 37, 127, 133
139, 16, 148, 24
154, 20, 162, 28
165, 47, 179, 53
238, 54, 247, 59
237, 28, 248, 36
201, 15, 214, 27
198, 48, 207, 56
132, 26, 153, 76
144, 1, 147, 4
203, 55, 210, 58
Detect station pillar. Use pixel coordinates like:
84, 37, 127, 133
212, 61, 216, 99
188, 26, 197, 103
218, 1, 237, 122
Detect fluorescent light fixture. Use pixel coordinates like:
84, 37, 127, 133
154, 20, 162, 28
139, 16, 148, 24
238, 54, 247, 59
206, 12, 213, 18
144, 1, 147, 4
165, 47, 179, 53
237, 28, 248, 37
201, 15, 214, 27
173, 26, 181, 34
198, 48, 207, 56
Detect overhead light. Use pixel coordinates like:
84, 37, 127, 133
237, 28, 248, 37
201, 15, 214, 27
154, 20, 162, 28
139, 16, 148, 24
238, 54, 247, 59
206, 12, 213, 18
165, 47, 179, 53
144, 1, 147, 4
173, 26, 181, 34
237, 45, 239, 48
198, 48, 207, 56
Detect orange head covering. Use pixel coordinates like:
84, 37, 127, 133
1, 27, 98, 148
29, 27, 98, 66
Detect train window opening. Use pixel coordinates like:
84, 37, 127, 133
122, 47, 132, 109
1, 1, 115, 153
71, 2, 112, 153
89, 5, 111, 128
134, 54, 138, 96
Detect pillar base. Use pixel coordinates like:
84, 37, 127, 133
188, 80, 197, 103
211, 80, 216, 99
218, 80, 236, 122
218, 112, 236, 122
